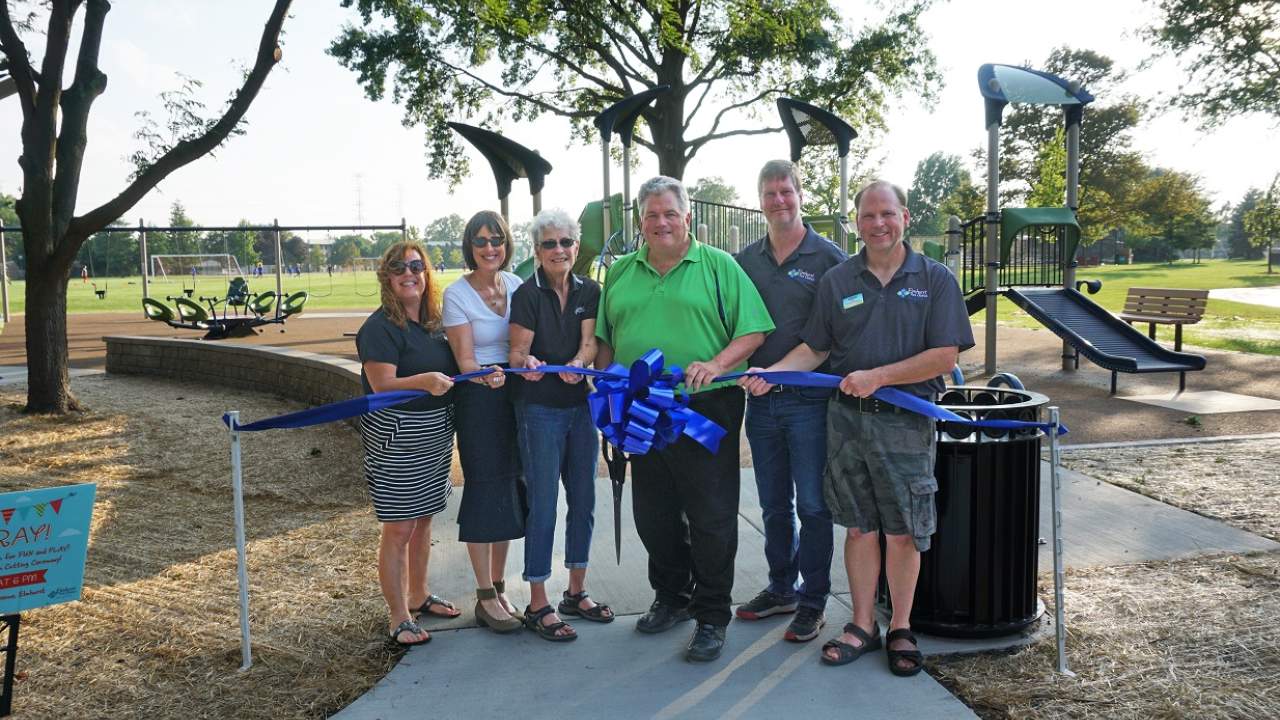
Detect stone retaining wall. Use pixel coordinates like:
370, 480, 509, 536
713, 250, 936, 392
104, 335, 363, 411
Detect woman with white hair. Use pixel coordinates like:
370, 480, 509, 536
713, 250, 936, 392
509, 208, 613, 641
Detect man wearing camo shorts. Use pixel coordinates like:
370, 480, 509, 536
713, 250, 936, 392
741, 179, 973, 676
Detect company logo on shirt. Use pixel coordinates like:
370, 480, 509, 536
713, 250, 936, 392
896, 287, 929, 300
841, 293, 864, 310
574, 306, 586, 315
787, 268, 816, 283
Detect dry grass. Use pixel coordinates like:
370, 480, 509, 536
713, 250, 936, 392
1060, 440, 1280, 541
0, 375, 401, 719
931, 551, 1280, 719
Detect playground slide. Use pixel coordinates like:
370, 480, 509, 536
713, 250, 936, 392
1004, 287, 1206, 379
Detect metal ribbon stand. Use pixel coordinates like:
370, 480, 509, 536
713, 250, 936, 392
1048, 406, 1072, 675
226, 411, 254, 670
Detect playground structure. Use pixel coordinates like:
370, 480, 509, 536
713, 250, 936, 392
940, 64, 1206, 393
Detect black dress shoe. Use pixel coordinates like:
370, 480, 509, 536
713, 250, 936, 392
685, 622, 726, 662
635, 600, 691, 634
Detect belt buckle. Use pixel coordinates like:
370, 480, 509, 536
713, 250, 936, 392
768, 384, 785, 394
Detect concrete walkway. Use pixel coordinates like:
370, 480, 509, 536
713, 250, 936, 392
336, 463, 1277, 720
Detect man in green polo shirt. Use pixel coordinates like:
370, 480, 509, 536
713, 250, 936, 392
596, 175, 774, 662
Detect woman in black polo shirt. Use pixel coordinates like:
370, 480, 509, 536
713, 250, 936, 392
356, 241, 460, 647
509, 208, 613, 641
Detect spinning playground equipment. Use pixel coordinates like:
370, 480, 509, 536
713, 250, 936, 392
143, 275, 309, 340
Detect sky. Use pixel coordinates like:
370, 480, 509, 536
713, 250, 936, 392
1, 0, 1277, 240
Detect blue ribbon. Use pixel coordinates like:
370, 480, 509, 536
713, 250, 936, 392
225, 357, 1065, 439
585, 350, 727, 455
719, 371, 1067, 436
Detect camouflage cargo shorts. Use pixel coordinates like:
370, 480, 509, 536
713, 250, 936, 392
823, 401, 938, 552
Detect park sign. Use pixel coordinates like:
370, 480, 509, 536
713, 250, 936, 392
0, 484, 96, 615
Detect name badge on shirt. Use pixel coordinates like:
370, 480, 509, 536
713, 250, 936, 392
841, 293, 864, 311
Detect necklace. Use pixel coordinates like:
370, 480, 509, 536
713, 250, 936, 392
471, 274, 505, 309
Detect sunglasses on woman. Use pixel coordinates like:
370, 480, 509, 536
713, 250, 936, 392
471, 236, 506, 248
387, 259, 426, 275
538, 237, 576, 250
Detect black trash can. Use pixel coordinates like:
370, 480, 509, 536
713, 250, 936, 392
878, 386, 1048, 638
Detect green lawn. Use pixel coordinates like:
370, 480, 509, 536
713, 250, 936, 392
0, 269, 466, 316
2, 258, 1278, 355
997, 258, 1280, 355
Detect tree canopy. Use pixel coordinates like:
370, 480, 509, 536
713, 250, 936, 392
1145, 0, 1279, 125
907, 152, 969, 236
330, 0, 938, 182
688, 176, 740, 206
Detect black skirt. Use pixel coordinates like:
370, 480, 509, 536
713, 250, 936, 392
453, 381, 526, 542
360, 406, 454, 522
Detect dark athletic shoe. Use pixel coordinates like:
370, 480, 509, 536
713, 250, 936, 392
784, 606, 826, 642
685, 623, 726, 662
734, 590, 798, 620
636, 600, 692, 634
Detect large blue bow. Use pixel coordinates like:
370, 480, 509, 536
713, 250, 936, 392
587, 349, 727, 456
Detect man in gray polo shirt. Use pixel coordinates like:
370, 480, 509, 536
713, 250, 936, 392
742, 180, 973, 675
733, 160, 846, 642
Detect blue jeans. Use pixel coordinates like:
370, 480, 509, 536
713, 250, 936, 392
745, 390, 833, 610
515, 402, 599, 583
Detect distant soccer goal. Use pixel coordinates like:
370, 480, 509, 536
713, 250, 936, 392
151, 254, 244, 280
346, 257, 382, 273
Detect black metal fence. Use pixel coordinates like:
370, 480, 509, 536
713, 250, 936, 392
957, 215, 1067, 295
691, 199, 767, 254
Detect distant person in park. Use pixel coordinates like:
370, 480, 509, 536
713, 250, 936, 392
596, 176, 773, 662
508, 208, 611, 642
355, 240, 460, 647
254, 260, 263, 277
443, 210, 527, 635
741, 180, 973, 676
81, 265, 89, 283
733, 159, 846, 642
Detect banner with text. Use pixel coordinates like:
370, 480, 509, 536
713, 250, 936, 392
0, 483, 96, 615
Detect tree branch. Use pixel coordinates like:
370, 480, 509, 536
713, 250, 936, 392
695, 86, 781, 141
0, 2, 37, 118
606, 0, 658, 68
684, 125, 782, 160
71, 0, 293, 237
439, 57, 595, 118
52, 0, 110, 244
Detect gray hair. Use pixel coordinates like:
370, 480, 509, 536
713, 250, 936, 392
529, 208, 580, 245
853, 180, 908, 211
637, 175, 690, 215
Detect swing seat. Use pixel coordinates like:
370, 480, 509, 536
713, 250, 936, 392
281, 291, 309, 317
182, 288, 195, 297
142, 298, 175, 322
95, 289, 107, 299
248, 291, 277, 318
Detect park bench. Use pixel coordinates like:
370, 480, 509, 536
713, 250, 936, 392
1118, 287, 1209, 353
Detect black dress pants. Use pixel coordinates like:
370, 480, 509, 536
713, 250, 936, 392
629, 386, 744, 627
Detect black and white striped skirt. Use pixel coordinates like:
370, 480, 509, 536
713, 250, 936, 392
360, 405, 454, 522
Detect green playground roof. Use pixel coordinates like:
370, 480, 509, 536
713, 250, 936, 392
1001, 207, 1079, 249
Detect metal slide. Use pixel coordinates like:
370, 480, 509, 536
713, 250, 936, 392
1004, 287, 1206, 393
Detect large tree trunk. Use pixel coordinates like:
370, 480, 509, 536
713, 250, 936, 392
23, 234, 77, 413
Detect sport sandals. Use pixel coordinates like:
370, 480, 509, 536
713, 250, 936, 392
389, 619, 431, 647
558, 590, 615, 623
885, 628, 925, 677
820, 622, 882, 666
412, 593, 461, 619
524, 604, 577, 642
